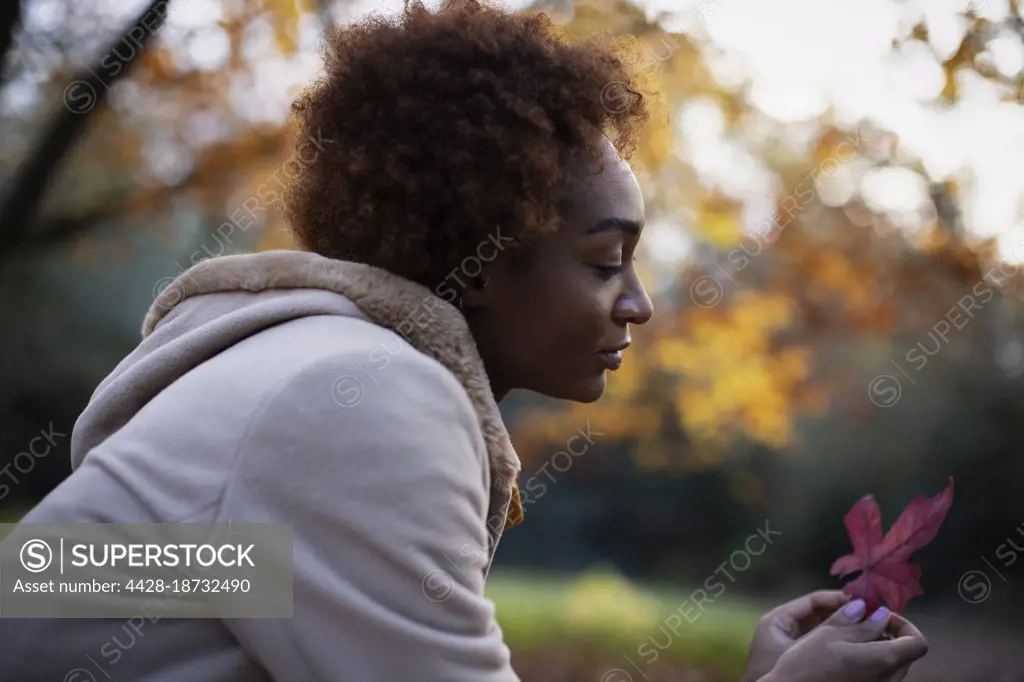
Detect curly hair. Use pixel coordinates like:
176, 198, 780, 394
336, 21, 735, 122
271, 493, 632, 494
284, 0, 649, 290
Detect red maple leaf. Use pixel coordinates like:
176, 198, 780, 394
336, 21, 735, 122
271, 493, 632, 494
830, 477, 954, 613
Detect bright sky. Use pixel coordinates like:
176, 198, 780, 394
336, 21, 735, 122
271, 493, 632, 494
10, 0, 1024, 264
669, 0, 1024, 260
638, 0, 1024, 267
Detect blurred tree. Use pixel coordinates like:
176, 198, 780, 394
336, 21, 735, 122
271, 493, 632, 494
0, 0, 331, 264
0, 0, 329, 502
0, 3, 22, 80
0, 0, 171, 257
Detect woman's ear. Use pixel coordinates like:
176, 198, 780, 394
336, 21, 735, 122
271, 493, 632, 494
459, 271, 490, 309
460, 234, 533, 310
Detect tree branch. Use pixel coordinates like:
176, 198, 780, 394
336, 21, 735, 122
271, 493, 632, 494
0, 0, 21, 90
1, 213, 107, 260
315, 0, 335, 32
0, 0, 170, 252
0, 169, 197, 262
0, 123, 291, 262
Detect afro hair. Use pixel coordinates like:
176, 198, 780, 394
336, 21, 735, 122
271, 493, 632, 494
284, 0, 649, 290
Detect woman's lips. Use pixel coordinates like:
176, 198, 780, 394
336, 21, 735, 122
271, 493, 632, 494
598, 349, 623, 370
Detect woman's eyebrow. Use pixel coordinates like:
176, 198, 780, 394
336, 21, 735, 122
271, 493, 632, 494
584, 218, 642, 236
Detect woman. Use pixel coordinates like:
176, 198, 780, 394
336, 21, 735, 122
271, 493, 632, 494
1, 0, 928, 680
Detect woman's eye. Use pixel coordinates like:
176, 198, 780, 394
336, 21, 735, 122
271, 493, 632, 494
591, 264, 624, 279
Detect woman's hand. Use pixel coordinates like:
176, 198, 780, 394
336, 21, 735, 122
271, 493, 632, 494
741, 590, 853, 682
759, 600, 929, 682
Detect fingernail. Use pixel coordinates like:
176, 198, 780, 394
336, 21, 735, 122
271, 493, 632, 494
869, 607, 890, 622
843, 599, 866, 618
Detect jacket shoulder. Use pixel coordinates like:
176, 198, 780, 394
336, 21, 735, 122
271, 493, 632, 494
260, 315, 476, 415
222, 316, 493, 517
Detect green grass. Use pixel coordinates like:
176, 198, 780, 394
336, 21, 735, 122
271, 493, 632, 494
0, 504, 29, 523
486, 566, 761, 679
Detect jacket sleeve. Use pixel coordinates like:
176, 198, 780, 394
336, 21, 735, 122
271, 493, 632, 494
220, 349, 519, 682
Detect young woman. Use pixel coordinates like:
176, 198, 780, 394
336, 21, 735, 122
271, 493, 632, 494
1, 1, 928, 680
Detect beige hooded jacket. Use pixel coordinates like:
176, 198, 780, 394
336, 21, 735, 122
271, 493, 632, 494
0, 249, 524, 682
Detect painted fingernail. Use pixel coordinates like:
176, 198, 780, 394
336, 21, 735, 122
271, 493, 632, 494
869, 607, 890, 622
843, 599, 866, 618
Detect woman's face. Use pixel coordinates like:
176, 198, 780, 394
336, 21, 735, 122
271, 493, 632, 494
466, 138, 654, 402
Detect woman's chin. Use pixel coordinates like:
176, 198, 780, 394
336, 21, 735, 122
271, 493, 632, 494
549, 374, 607, 403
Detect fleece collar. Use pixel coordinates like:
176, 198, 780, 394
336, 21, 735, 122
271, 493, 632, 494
145, 249, 523, 533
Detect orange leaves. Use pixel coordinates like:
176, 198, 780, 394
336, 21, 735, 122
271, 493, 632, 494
910, 22, 929, 44
809, 250, 854, 290
220, 0, 305, 59
652, 291, 811, 449
940, 68, 960, 103
810, 127, 862, 170
256, 224, 297, 251
140, 47, 177, 85
770, 216, 894, 331
511, 401, 657, 469
265, 0, 304, 55
696, 192, 744, 247
699, 209, 743, 248
919, 227, 988, 282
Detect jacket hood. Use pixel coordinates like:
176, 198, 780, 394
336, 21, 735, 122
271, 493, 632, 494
71, 249, 523, 529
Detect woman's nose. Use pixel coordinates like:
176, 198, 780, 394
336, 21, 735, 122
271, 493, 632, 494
614, 279, 654, 326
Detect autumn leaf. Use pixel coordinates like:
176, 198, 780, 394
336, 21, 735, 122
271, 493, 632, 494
830, 477, 954, 613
